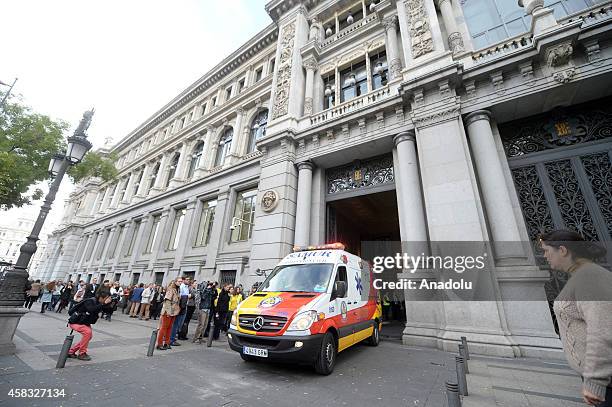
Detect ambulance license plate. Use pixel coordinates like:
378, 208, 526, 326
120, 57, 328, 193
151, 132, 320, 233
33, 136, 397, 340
243, 346, 268, 358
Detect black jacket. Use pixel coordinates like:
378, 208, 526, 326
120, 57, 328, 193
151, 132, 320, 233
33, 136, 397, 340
216, 290, 230, 314
68, 298, 110, 325
197, 286, 217, 310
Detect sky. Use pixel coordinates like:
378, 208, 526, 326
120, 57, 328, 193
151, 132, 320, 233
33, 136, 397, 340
1, 0, 272, 235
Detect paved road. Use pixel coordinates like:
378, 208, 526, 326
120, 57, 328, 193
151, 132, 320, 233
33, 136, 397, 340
0, 310, 584, 407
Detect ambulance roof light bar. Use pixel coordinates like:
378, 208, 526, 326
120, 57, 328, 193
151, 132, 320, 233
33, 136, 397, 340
292, 243, 345, 252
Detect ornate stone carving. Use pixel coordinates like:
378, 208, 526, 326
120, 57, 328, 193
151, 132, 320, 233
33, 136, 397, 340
553, 68, 576, 84
405, 0, 434, 58
411, 106, 460, 128
298, 139, 306, 156
439, 80, 451, 97
389, 58, 402, 80
376, 111, 385, 129
341, 124, 349, 139
312, 134, 319, 148
302, 58, 318, 71
261, 190, 279, 212
382, 15, 398, 32
327, 129, 335, 143
464, 80, 476, 99
583, 40, 602, 66
395, 105, 405, 122
491, 71, 505, 94
271, 22, 296, 120
448, 32, 464, 54
304, 97, 313, 115
546, 42, 573, 68
519, 61, 535, 83
327, 154, 395, 195
358, 118, 367, 134
413, 88, 425, 106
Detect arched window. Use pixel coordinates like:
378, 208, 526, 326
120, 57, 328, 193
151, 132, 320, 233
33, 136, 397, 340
247, 109, 268, 153
187, 141, 205, 179
215, 128, 233, 167
165, 153, 180, 187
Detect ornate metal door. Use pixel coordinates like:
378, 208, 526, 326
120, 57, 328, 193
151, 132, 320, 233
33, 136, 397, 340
500, 99, 612, 299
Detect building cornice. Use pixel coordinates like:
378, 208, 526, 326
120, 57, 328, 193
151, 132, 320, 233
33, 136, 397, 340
112, 23, 279, 152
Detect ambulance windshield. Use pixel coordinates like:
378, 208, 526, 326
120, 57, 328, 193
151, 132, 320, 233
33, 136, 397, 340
259, 264, 334, 293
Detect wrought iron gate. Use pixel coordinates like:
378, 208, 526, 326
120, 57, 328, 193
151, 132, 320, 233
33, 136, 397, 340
500, 98, 612, 299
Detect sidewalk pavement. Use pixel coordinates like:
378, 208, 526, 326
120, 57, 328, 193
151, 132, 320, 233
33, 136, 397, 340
0, 309, 586, 406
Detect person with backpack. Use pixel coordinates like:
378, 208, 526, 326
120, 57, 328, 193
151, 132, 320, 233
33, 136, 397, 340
192, 281, 217, 344
67, 291, 113, 361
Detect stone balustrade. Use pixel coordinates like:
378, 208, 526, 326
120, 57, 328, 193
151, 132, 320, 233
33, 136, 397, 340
309, 86, 391, 126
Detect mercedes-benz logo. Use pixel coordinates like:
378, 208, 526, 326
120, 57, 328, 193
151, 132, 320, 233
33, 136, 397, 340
252, 316, 265, 331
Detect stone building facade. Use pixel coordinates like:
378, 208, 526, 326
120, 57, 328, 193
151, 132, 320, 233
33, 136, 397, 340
37, 0, 612, 358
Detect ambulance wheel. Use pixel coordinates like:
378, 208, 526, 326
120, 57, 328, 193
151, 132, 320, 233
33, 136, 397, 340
241, 353, 256, 362
314, 332, 337, 375
366, 322, 380, 346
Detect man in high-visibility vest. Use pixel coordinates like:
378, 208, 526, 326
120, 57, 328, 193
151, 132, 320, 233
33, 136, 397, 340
382, 292, 391, 321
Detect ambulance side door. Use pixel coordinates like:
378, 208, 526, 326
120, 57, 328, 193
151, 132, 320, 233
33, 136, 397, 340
332, 265, 354, 350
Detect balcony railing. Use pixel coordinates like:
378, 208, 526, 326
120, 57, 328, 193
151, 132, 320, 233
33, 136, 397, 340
320, 13, 379, 49
471, 34, 534, 65
309, 86, 391, 126
559, 1, 612, 26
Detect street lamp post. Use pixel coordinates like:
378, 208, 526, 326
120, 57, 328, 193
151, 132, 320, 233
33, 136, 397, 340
0, 110, 94, 355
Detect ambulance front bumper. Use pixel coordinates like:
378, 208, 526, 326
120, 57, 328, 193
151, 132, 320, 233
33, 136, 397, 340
227, 329, 323, 362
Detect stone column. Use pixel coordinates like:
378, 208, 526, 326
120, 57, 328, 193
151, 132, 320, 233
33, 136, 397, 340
393, 132, 428, 243
122, 172, 136, 204
303, 58, 318, 116
194, 130, 212, 178
294, 161, 314, 247
382, 15, 402, 80
169, 142, 190, 188
229, 108, 245, 161
134, 164, 151, 200
519, 0, 557, 35
465, 110, 524, 261
128, 217, 149, 268
151, 153, 169, 192
435, 0, 464, 54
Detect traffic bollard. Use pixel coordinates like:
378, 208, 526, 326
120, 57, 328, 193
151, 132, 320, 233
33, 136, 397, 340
445, 380, 462, 407
56, 332, 74, 369
206, 317, 215, 347
147, 329, 158, 357
458, 344, 469, 373
461, 336, 470, 360
456, 356, 468, 396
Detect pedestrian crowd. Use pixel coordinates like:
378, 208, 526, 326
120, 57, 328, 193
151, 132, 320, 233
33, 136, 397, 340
24, 275, 250, 360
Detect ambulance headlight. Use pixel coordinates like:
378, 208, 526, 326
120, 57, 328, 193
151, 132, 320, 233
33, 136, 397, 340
288, 310, 318, 331
230, 312, 238, 327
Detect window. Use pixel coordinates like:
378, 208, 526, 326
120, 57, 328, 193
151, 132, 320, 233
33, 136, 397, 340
323, 75, 336, 109
131, 273, 140, 285
340, 60, 367, 103
255, 67, 263, 82
212, 96, 217, 106
125, 220, 141, 256
148, 163, 160, 193
132, 171, 143, 197
269, 58, 275, 75
225, 86, 233, 101
370, 51, 388, 90
107, 225, 124, 260
144, 215, 161, 253
187, 141, 205, 179
78, 236, 90, 262
93, 190, 104, 213
167, 208, 186, 250
333, 266, 348, 298
220, 270, 237, 287
215, 128, 233, 167
201, 102, 207, 115
180, 117, 186, 129
238, 78, 245, 93
86, 232, 99, 261
194, 200, 217, 247
155, 272, 165, 285
188, 111, 193, 122
165, 153, 180, 187
96, 229, 110, 260
247, 109, 268, 153
231, 189, 257, 242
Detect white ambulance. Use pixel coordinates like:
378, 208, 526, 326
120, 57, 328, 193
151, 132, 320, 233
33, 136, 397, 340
228, 243, 382, 375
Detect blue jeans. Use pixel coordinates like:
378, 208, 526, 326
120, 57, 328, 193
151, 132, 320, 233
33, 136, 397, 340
170, 311, 187, 343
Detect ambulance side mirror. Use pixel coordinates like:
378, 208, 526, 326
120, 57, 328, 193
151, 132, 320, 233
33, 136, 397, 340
332, 281, 347, 300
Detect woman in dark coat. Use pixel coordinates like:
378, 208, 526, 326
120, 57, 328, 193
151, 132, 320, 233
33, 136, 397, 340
57, 282, 74, 313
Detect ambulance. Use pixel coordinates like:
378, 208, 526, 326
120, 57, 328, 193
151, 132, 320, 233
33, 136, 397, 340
227, 243, 382, 375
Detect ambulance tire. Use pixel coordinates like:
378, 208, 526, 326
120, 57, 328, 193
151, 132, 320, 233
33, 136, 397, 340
240, 353, 256, 362
314, 332, 337, 375
366, 322, 380, 346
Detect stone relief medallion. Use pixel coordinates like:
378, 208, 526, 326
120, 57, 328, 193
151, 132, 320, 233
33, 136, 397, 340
261, 190, 279, 212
